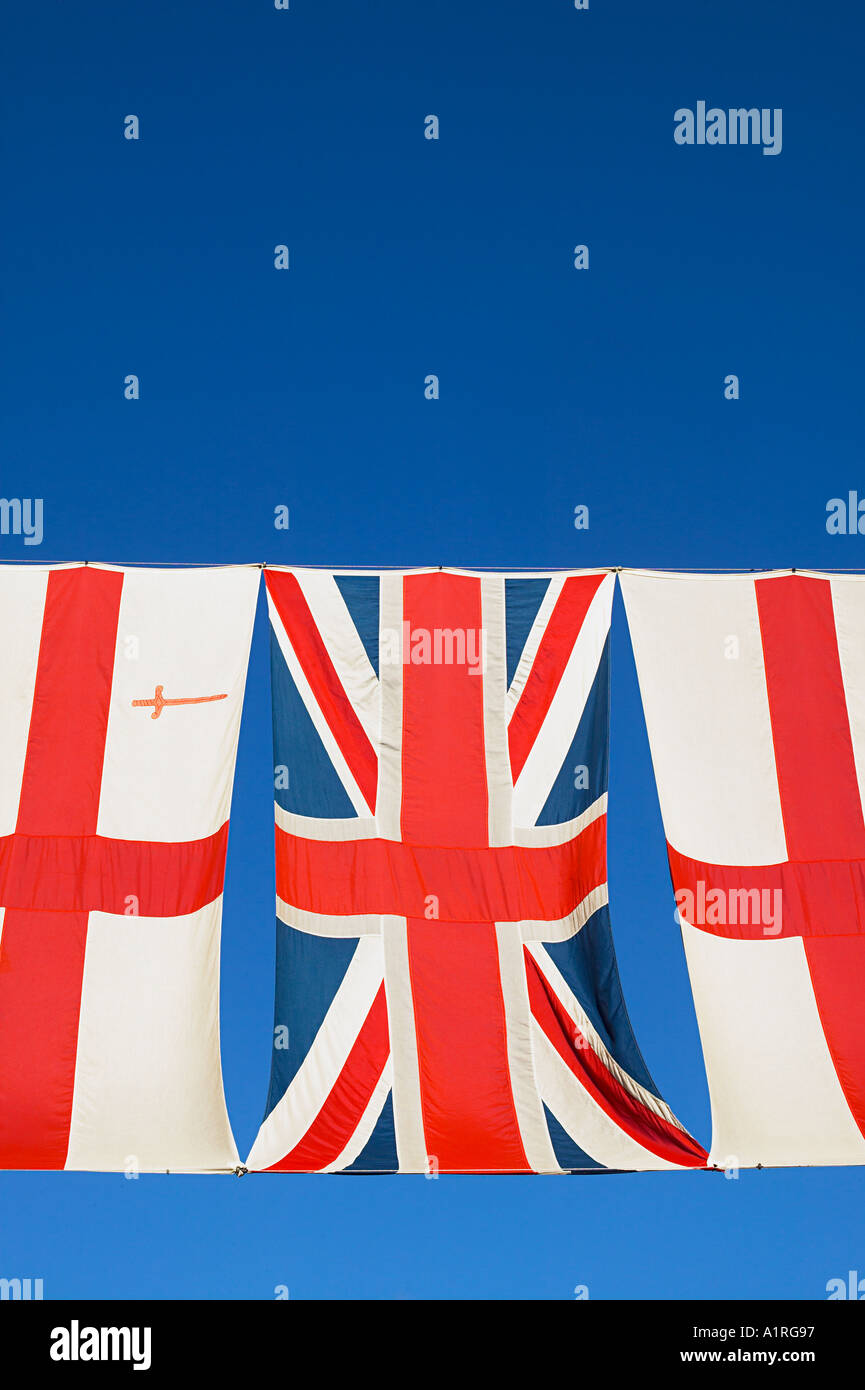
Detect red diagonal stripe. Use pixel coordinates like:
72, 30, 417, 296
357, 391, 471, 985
266, 570, 378, 813
525, 950, 707, 1168
265, 983, 390, 1172
508, 573, 606, 782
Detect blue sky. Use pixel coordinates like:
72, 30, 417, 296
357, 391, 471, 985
2, 0, 864, 1298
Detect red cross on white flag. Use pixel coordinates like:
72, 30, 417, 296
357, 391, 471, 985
0, 563, 258, 1172
623, 568, 865, 1169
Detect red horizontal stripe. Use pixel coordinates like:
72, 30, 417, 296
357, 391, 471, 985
275, 816, 607, 924
667, 844, 865, 941
265, 984, 390, 1172
0, 824, 229, 916
266, 571, 378, 813
669, 845, 865, 1141
525, 950, 707, 1169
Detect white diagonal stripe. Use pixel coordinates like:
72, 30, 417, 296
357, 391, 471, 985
268, 589, 373, 818
512, 794, 607, 847
512, 575, 614, 829
506, 576, 566, 720
324, 1059, 393, 1172
531, 1023, 684, 1172
526, 941, 683, 1133
245, 937, 385, 1172
294, 570, 380, 750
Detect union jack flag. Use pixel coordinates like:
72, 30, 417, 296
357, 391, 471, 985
246, 567, 706, 1173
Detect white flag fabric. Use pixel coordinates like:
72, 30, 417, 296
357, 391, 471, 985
0, 563, 259, 1172
622, 569, 865, 1169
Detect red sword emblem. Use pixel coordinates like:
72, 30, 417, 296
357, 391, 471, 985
131, 684, 228, 720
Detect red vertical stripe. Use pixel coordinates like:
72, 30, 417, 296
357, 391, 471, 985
16, 567, 123, 836
0, 911, 89, 1169
755, 575, 865, 862
401, 572, 530, 1172
406, 919, 531, 1171
0, 567, 123, 1168
756, 573, 865, 1137
804, 937, 865, 1134
399, 572, 489, 848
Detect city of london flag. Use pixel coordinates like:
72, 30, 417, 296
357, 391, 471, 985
623, 569, 865, 1169
0, 563, 258, 1172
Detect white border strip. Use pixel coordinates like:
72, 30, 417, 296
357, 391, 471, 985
516, 883, 609, 943
274, 804, 377, 841
376, 575, 404, 842
381, 915, 428, 1172
496, 924, 564, 1173
481, 576, 513, 847
276, 897, 383, 938
512, 793, 607, 847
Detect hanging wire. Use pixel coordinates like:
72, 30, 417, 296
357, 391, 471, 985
6, 559, 865, 574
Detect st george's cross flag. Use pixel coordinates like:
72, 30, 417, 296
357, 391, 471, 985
246, 567, 707, 1173
0, 563, 258, 1172
622, 569, 865, 1169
